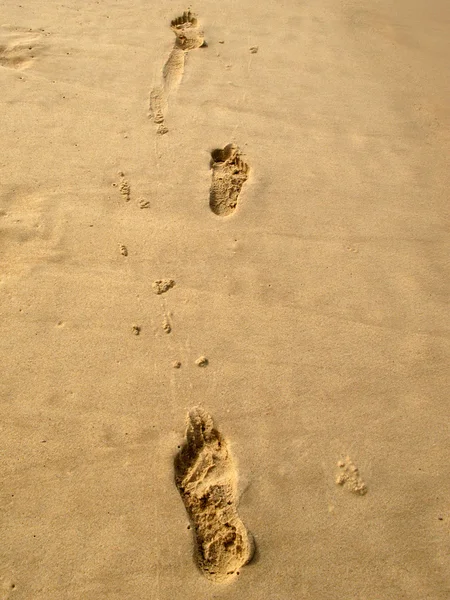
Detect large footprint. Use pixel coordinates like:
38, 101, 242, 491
149, 11, 205, 134
174, 407, 254, 582
209, 144, 250, 216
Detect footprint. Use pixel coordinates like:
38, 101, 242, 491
149, 86, 167, 124
0, 26, 45, 70
138, 198, 150, 209
149, 11, 205, 132
209, 145, 250, 216
161, 47, 186, 95
336, 456, 367, 496
152, 279, 175, 295
112, 171, 131, 202
174, 407, 254, 582
0, 40, 36, 70
170, 11, 205, 52
162, 315, 171, 333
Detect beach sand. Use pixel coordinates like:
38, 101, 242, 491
1, 1, 449, 598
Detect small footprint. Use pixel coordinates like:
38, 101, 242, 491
174, 407, 254, 582
112, 172, 131, 202
149, 86, 167, 124
162, 315, 171, 333
209, 145, 250, 216
152, 279, 175, 295
195, 356, 209, 367
138, 198, 150, 209
118, 172, 131, 202
149, 11, 205, 133
336, 457, 367, 495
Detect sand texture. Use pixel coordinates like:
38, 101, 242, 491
1, 1, 449, 599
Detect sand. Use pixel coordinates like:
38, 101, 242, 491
1, 1, 449, 598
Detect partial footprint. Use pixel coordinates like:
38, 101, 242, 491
174, 407, 254, 582
161, 47, 186, 95
117, 171, 131, 202
209, 145, 250, 216
336, 456, 368, 496
0, 26, 45, 70
170, 11, 205, 52
149, 86, 167, 124
0, 40, 37, 70
149, 11, 205, 132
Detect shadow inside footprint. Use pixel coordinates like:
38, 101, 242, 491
174, 407, 254, 582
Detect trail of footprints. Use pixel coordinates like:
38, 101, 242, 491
118, 10, 254, 584
1, 10, 369, 585
148, 12, 250, 214
175, 408, 254, 582
118, 10, 372, 585
128, 11, 254, 584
